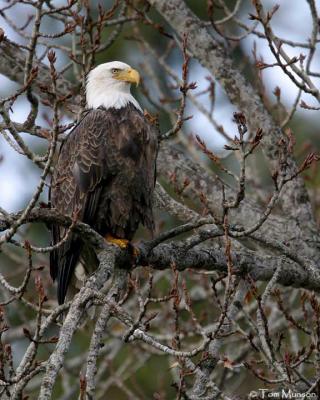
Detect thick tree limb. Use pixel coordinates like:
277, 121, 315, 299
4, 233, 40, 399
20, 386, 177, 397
140, 242, 320, 292
1, 208, 319, 292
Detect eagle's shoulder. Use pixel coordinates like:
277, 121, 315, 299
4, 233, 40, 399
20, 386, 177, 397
122, 103, 159, 145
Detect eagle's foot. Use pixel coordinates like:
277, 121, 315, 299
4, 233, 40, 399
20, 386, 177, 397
132, 246, 140, 258
105, 235, 140, 265
105, 234, 129, 249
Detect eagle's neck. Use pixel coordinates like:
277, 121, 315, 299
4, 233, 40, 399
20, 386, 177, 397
86, 80, 142, 112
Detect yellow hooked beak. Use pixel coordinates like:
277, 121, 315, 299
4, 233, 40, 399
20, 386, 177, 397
114, 68, 140, 86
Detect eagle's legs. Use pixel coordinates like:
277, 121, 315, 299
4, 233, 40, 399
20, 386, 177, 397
105, 234, 129, 249
104, 234, 140, 260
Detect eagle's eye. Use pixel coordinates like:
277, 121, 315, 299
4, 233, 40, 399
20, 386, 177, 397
111, 68, 120, 74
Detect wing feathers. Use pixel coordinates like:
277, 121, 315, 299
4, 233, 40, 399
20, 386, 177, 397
50, 105, 158, 303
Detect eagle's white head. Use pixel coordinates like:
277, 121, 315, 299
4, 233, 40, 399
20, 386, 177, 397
86, 61, 142, 112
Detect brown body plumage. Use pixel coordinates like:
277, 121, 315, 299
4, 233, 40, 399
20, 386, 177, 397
50, 104, 158, 304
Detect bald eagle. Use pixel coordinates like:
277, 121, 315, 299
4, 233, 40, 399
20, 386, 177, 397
50, 61, 159, 304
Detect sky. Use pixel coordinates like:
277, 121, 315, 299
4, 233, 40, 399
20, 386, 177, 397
0, 0, 319, 211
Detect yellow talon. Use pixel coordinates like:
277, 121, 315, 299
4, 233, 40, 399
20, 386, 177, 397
132, 246, 140, 259
105, 235, 140, 262
105, 234, 129, 249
